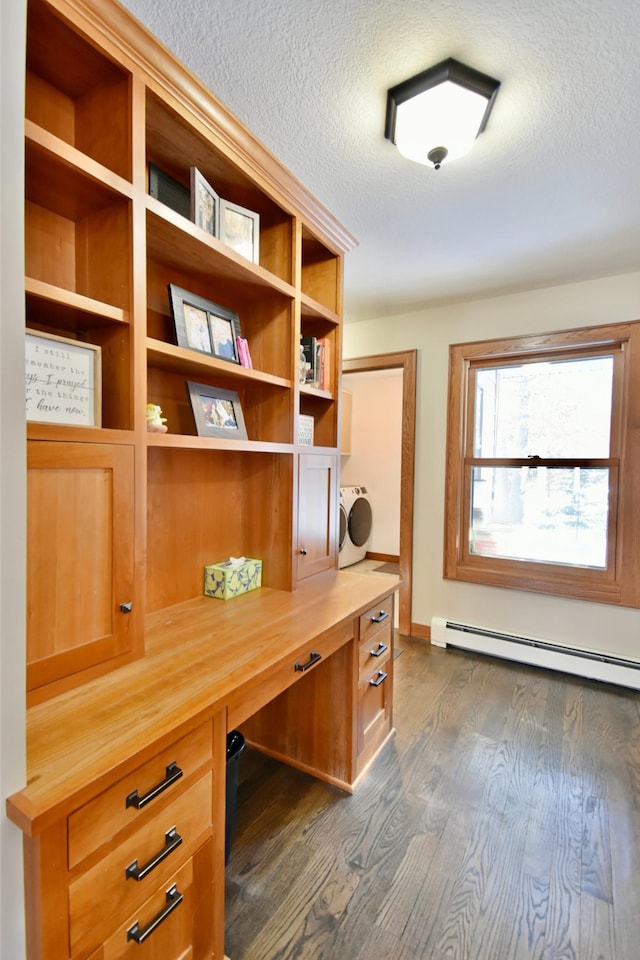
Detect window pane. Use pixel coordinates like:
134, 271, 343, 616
474, 356, 614, 458
470, 466, 609, 568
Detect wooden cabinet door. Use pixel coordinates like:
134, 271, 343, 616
26, 440, 136, 695
296, 453, 338, 580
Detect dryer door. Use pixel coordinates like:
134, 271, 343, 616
348, 495, 373, 547
339, 501, 348, 551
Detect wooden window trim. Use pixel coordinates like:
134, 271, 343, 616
444, 320, 640, 607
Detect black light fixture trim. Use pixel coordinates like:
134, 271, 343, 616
385, 57, 501, 147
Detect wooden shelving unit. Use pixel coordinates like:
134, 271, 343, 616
24, 0, 356, 705
11, 2, 398, 959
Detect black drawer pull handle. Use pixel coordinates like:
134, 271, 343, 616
370, 670, 388, 687
295, 651, 322, 672
369, 642, 388, 658
370, 610, 390, 624
127, 884, 183, 944
125, 762, 183, 809
126, 827, 182, 882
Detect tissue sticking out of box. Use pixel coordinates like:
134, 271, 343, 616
226, 556, 245, 567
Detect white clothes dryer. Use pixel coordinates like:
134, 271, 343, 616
339, 485, 373, 568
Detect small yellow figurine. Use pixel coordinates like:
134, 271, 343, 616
146, 403, 168, 433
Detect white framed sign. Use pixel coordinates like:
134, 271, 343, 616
25, 330, 102, 426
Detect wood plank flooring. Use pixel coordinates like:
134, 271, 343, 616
225, 636, 640, 959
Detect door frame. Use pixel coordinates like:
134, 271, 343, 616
342, 350, 416, 637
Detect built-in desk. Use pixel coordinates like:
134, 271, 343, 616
7, 569, 398, 960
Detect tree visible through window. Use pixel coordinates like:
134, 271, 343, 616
444, 321, 640, 606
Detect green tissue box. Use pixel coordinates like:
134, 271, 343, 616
204, 557, 262, 600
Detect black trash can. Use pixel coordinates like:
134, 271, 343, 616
225, 729, 245, 864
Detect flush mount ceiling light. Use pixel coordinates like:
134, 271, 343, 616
385, 58, 500, 169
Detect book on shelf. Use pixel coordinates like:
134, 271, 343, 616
301, 336, 317, 383
315, 338, 331, 391
236, 336, 253, 368
301, 336, 331, 389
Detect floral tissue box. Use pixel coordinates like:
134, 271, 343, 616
204, 556, 262, 600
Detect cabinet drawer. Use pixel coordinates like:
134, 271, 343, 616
359, 597, 393, 648
69, 773, 212, 955
359, 657, 391, 755
227, 619, 353, 730
102, 857, 194, 960
68, 721, 213, 868
358, 619, 392, 682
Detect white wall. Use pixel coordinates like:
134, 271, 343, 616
344, 271, 640, 660
0, 0, 27, 956
341, 369, 402, 556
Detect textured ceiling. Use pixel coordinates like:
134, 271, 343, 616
121, 0, 640, 323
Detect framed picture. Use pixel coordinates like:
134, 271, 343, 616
25, 330, 102, 426
190, 166, 219, 237
219, 199, 260, 264
168, 284, 242, 363
148, 163, 190, 219
186, 381, 248, 440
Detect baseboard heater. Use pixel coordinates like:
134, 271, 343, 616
430, 616, 640, 690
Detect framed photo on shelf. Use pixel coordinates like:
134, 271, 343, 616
219, 199, 260, 264
168, 284, 242, 363
186, 381, 248, 440
25, 329, 102, 427
190, 166, 219, 237
148, 162, 190, 219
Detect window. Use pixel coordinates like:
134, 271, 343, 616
444, 321, 640, 606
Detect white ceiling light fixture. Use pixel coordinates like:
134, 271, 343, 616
385, 58, 500, 170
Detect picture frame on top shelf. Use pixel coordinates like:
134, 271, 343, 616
190, 167, 219, 237
187, 381, 248, 440
148, 163, 190, 219
168, 284, 242, 364
219, 199, 260, 264
25, 329, 102, 427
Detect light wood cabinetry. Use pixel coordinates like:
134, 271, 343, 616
20, 713, 223, 960
12, 2, 398, 958
296, 452, 338, 580
9, 578, 398, 960
24, 0, 354, 702
26, 440, 138, 701
239, 588, 396, 786
356, 600, 394, 772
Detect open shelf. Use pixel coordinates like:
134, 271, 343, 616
146, 361, 293, 445
298, 393, 338, 448
147, 338, 290, 389
26, 0, 131, 180
146, 212, 295, 382
146, 444, 295, 608
25, 139, 132, 309
26, 278, 128, 330
146, 202, 295, 300
145, 431, 293, 454
301, 292, 340, 326
146, 91, 294, 284
301, 226, 341, 313
299, 382, 333, 402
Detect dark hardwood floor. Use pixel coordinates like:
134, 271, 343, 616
225, 636, 640, 959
